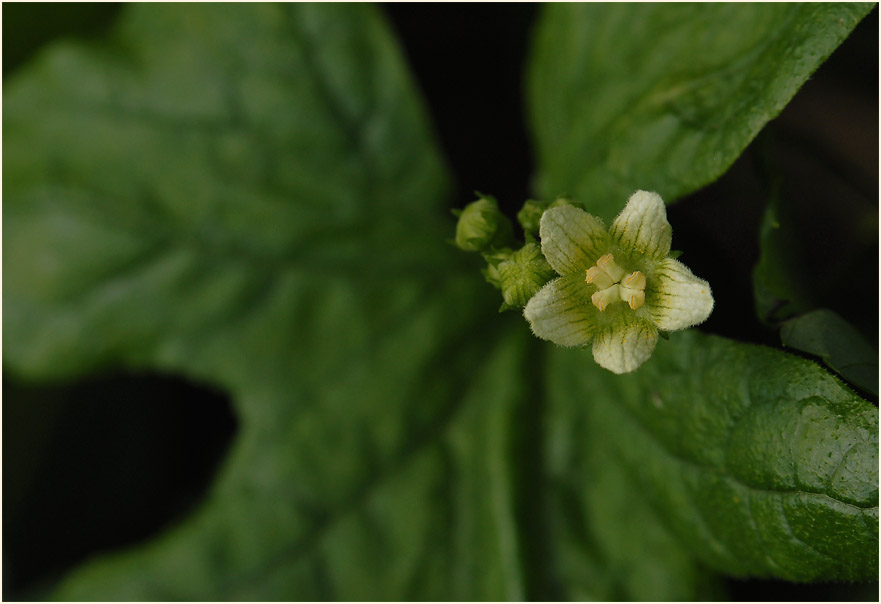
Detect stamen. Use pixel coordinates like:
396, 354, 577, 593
591, 284, 620, 312
587, 258, 645, 311
585, 266, 614, 289
596, 254, 625, 282
622, 271, 646, 289
623, 289, 645, 310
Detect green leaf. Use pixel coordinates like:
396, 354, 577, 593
545, 351, 724, 600
781, 309, 879, 397
752, 169, 877, 396
49, 328, 537, 601
7, 3, 877, 598
4, 2, 454, 380
528, 3, 874, 220
549, 330, 878, 582
752, 182, 815, 325
751, 165, 877, 331
4, 4, 535, 600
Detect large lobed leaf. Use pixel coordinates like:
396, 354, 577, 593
4, 4, 535, 600
549, 331, 878, 583
528, 2, 874, 221
4, 2, 457, 382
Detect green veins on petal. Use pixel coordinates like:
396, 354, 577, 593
538, 204, 609, 274
649, 258, 715, 332
524, 190, 714, 374
592, 319, 659, 375
524, 273, 598, 347
609, 190, 673, 260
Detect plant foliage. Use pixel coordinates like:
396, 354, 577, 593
3, 3, 876, 600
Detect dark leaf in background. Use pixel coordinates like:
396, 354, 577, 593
1, 2, 123, 79
780, 310, 878, 397
752, 181, 815, 325
752, 146, 878, 337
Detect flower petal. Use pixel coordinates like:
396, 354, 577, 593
539, 205, 608, 275
649, 258, 714, 331
609, 190, 671, 260
592, 320, 658, 374
523, 273, 598, 347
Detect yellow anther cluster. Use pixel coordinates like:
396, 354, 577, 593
585, 254, 646, 311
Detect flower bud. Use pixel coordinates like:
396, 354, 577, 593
480, 248, 514, 290
517, 197, 586, 239
497, 242, 557, 310
548, 196, 585, 211
454, 195, 514, 252
516, 199, 549, 238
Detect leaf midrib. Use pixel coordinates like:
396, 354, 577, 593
214, 316, 520, 599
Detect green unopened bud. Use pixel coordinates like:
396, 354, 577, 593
480, 248, 514, 290
548, 196, 585, 211
453, 194, 514, 252
517, 196, 587, 239
497, 242, 557, 310
517, 199, 549, 238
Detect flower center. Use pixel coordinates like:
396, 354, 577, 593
585, 254, 646, 311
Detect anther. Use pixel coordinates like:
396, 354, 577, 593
623, 289, 645, 310
622, 271, 646, 290
596, 254, 625, 282
591, 284, 621, 312
585, 266, 614, 289
618, 271, 646, 310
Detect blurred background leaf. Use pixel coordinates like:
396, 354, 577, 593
752, 179, 816, 325
752, 141, 878, 333
4, 3, 536, 600
528, 2, 875, 221
2, 2, 123, 79
751, 148, 877, 396
780, 310, 878, 397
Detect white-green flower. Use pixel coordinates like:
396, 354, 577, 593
523, 190, 714, 374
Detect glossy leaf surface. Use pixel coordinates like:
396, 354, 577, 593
548, 331, 878, 582
528, 2, 874, 220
